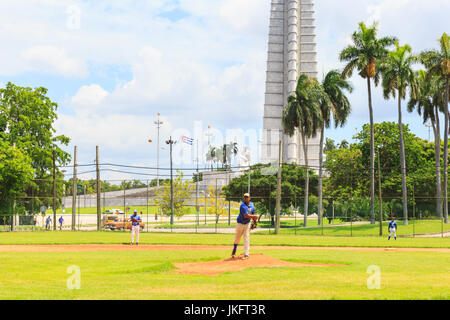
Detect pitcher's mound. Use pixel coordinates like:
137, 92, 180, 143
173, 254, 344, 276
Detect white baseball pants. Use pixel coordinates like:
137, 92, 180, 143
389, 228, 397, 238
131, 225, 140, 244
235, 223, 251, 256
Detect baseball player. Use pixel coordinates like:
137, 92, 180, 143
58, 216, 64, 230
388, 217, 397, 240
231, 193, 258, 260
129, 209, 142, 245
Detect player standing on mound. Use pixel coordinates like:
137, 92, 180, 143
388, 217, 397, 240
129, 209, 142, 245
231, 193, 258, 260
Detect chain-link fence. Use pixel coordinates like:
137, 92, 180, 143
1, 175, 450, 237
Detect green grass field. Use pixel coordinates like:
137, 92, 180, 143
0, 232, 449, 300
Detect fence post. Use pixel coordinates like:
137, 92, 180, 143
321, 210, 324, 236
294, 195, 297, 236
123, 183, 126, 233
350, 208, 353, 237
53, 150, 57, 231
204, 185, 207, 225
228, 200, 231, 226
96, 146, 101, 231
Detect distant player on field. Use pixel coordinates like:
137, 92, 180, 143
231, 193, 258, 260
388, 217, 397, 240
129, 209, 142, 245
58, 216, 64, 230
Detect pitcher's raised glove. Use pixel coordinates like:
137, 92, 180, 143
250, 219, 258, 230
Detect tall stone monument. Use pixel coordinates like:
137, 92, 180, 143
261, 0, 320, 168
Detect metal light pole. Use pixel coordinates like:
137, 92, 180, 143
154, 113, 163, 187
166, 136, 177, 225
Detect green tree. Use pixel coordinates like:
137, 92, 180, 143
199, 185, 229, 223
324, 138, 336, 153
325, 122, 436, 220
0, 82, 71, 212
152, 171, 194, 219
380, 42, 418, 225
0, 139, 34, 215
419, 33, 450, 223
339, 21, 397, 224
318, 70, 353, 224
223, 164, 317, 226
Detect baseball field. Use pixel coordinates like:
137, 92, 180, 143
0, 232, 449, 300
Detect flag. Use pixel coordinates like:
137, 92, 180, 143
181, 135, 194, 145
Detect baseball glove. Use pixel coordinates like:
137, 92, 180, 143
250, 219, 258, 230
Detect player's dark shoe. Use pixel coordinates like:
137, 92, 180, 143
231, 254, 236, 259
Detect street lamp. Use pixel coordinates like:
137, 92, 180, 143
154, 113, 163, 187
166, 136, 177, 225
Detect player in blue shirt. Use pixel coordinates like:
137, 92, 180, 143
231, 193, 258, 260
388, 217, 397, 240
129, 209, 142, 245
58, 216, 64, 230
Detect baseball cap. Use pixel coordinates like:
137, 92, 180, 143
134, 209, 137, 213
243, 193, 250, 198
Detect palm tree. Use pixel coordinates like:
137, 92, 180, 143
379, 42, 418, 225
324, 138, 336, 153
339, 21, 397, 224
317, 70, 353, 225
338, 139, 350, 149
420, 33, 450, 224
408, 70, 446, 219
282, 74, 323, 227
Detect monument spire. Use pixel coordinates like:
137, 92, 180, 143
261, 0, 319, 167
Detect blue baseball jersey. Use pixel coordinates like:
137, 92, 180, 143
237, 202, 255, 224
130, 214, 141, 226
389, 221, 397, 229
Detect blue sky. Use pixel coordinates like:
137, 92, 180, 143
0, 0, 449, 182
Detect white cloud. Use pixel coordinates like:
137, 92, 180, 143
219, 0, 269, 32
20, 45, 88, 77
71, 84, 109, 109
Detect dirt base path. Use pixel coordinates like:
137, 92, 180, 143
173, 254, 345, 276
0, 244, 449, 253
